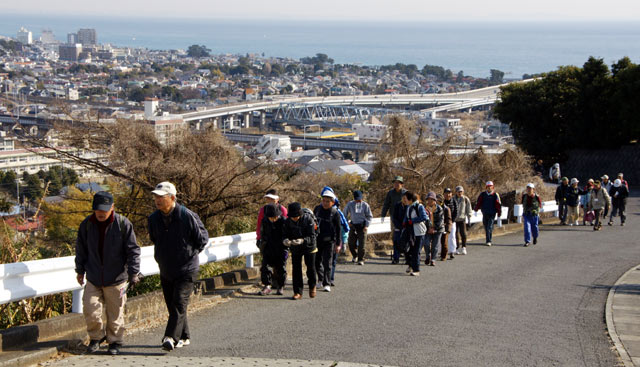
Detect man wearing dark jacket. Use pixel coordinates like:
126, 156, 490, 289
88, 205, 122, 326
609, 179, 629, 226
475, 181, 502, 246
258, 204, 287, 296
381, 176, 407, 226
314, 191, 342, 293
555, 177, 570, 225
148, 182, 209, 352
75, 191, 141, 356
391, 200, 407, 264
284, 202, 317, 300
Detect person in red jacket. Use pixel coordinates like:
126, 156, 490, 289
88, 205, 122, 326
474, 181, 502, 246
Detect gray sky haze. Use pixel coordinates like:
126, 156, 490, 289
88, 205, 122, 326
5, 0, 640, 21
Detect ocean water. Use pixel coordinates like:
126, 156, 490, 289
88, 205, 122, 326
2, 14, 639, 78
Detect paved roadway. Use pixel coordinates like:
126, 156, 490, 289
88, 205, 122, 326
52, 195, 640, 367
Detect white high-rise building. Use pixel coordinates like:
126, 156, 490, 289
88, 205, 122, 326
67, 33, 78, 44
17, 27, 32, 45
40, 29, 56, 44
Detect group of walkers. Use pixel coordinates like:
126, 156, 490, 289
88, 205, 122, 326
75, 182, 208, 355
554, 173, 629, 230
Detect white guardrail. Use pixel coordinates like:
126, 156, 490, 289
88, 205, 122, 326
0, 207, 526, 313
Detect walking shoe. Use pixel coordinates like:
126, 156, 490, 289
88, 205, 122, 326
575, 221, 579, 225
351, 257, 357, 263
524, 242, 530, 247
406, 266, 412, 273
410, 272, 420, 276
358, 261, 364, 266
176, 339, 190, 348
310, 287, 317, 298
330, 282, 335, 287
292, 293, 302, 300
162, 336, 175, 351
276, 288, 284, 295
323, 285, 331, 292
608, 221, 613, 226
486, 242, 492, 246
391, 259, 399, 264
533, 238, 537, 245
107, 343, 121, 355
449, 254, 455, 260
440, 257, 447, 261
429, 261, 435, 266
86, 338, 103, 354
461, 247, 467, 255
258, 285, 272, 296
622, 223, 625, 226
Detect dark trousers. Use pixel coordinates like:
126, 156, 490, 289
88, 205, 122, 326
559, 203, 568, 223
316, 241, 334, 286
455, 221, 467, 247
292, 250, 316, 295
348, 223, 367, 262
594, 209, 604, 228
482, 214, 495, 243
408, 235, 424, 272
160, 273, 196, 342
260, 250, 287, 289
424, 232, 442, 264
392, 230, 403, 262
331, 250, 338, 283
610, 203, 626, 223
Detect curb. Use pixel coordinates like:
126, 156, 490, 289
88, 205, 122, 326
606, 264, 639, 367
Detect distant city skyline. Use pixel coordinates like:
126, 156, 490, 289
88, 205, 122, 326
5, 0, 640, 21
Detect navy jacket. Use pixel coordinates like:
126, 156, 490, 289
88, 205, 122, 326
75, 212, 141, 287
284, 213, 317, 254
392, 201, 407, 231
148, 204, 209, 280
260, 215, 287, 255
314, 205, 341, 245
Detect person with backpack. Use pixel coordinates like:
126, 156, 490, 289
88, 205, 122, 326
283, 202, 317, 300
566, 178, 587, 226
555, 177, 570, 225
522, 183, 541, 247
391, 200, 408, 264
403, 191, 429, 276
588, 180, 611, 231
609, 179, 629, 226
474, 181, 502, 246
257, 204, 288, 296
148, 182, 209, 352
453, 186, 472, 255
581, 179, 595, 226
344, 190, 373, 266
320, 186, 349, 287
424, 192, 444, 266
75, 191, 141, 356
314, 189, 342, 292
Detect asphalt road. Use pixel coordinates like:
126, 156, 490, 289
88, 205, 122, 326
120, 196, 640, 367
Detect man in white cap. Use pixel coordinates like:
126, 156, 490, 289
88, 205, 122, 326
453, 186, 472, 255
255, 189, 288, 295
313, 189, 342, 292
474, 181, 502, 246
601, 175, 612, 192
608, 179, 629, 226
148, 182, 209, 351
522, 183, 541, 247
566, 178, 586, 226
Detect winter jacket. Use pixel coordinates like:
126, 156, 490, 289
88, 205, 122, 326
610, 185, 629, 207
259, 215, 287, 255
75, 212, 141, 287
344, 200, 373, 228
443, 198, 458, 222
314, 205, 342, 245
475, 191, 502, 217
148, 204, 209, 281
442, 205, 452, 233
565, 186, 586, 207
391, 202, 406, 232
426, 204, 446, 233
580, 187, 592, 208
381, 188, 407, 218
284, 213, 317, 254
602, 181, 613, 193
589, 188, 611, 210
522, 193, 542, 216
453, 195, 473, 222
256, 204, 287, 240
555, 184, 569, 205
403, 202, 429, 236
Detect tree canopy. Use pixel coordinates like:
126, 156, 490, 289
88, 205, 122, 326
493, 57, 640, 160
187, 44, 211, 58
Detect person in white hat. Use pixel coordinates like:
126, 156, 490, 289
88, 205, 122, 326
565, 178, 587, 226
255, 189, 288, 296
474, 181, 502, 246
608, 179, 629, 226
522, 183, 541, 247
313, 188, 342, 292
148, 181, 209, 351
453, 186, 472, 255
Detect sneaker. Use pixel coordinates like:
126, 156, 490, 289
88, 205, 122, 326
533, 238, 537, 245
608, 221, 613, 226
486, 242, 492, 247
276, 288, 284, 295
524, 242, 530, 247
449, 254, 455, 260
575, 221, 579, 226
410, 272, 420, 276
406, 266, 412, 273
107, 343, 121, 356
86, 339, 103, 354
176, 339, 190, 348
258, 286, 272, 296
461, 247, 467, 255
351, 258, 357, 263
162, 336, 175, 351
569, 223, 574, 226
357, 261, 364, 266
330, 282, 335, 287
391, 259, 399, 264
429, 261, 435, 266
323, 285, 331, 292
622, 223, 625, 226
292, 293, 302, 300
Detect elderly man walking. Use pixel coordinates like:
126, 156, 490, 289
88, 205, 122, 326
344, 190, 373, 265
475, 181, 502, 246
148, 182, 209, 351
75, 191, 141, 356
522, 183, 541, 247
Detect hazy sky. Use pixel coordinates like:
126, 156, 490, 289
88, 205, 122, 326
5, 0, 640, 21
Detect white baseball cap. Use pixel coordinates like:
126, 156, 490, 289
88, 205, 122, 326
526, 183, 535, 189
321, 191, 337, 200
152, 181, 177, 196
614, 179, 622, 188
264, 193, 279, 200
486, 181, 494, 187
570, 178, 579, 185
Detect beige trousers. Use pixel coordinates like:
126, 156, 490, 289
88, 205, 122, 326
82, 281, 127, 344
567, 205, 580, 224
